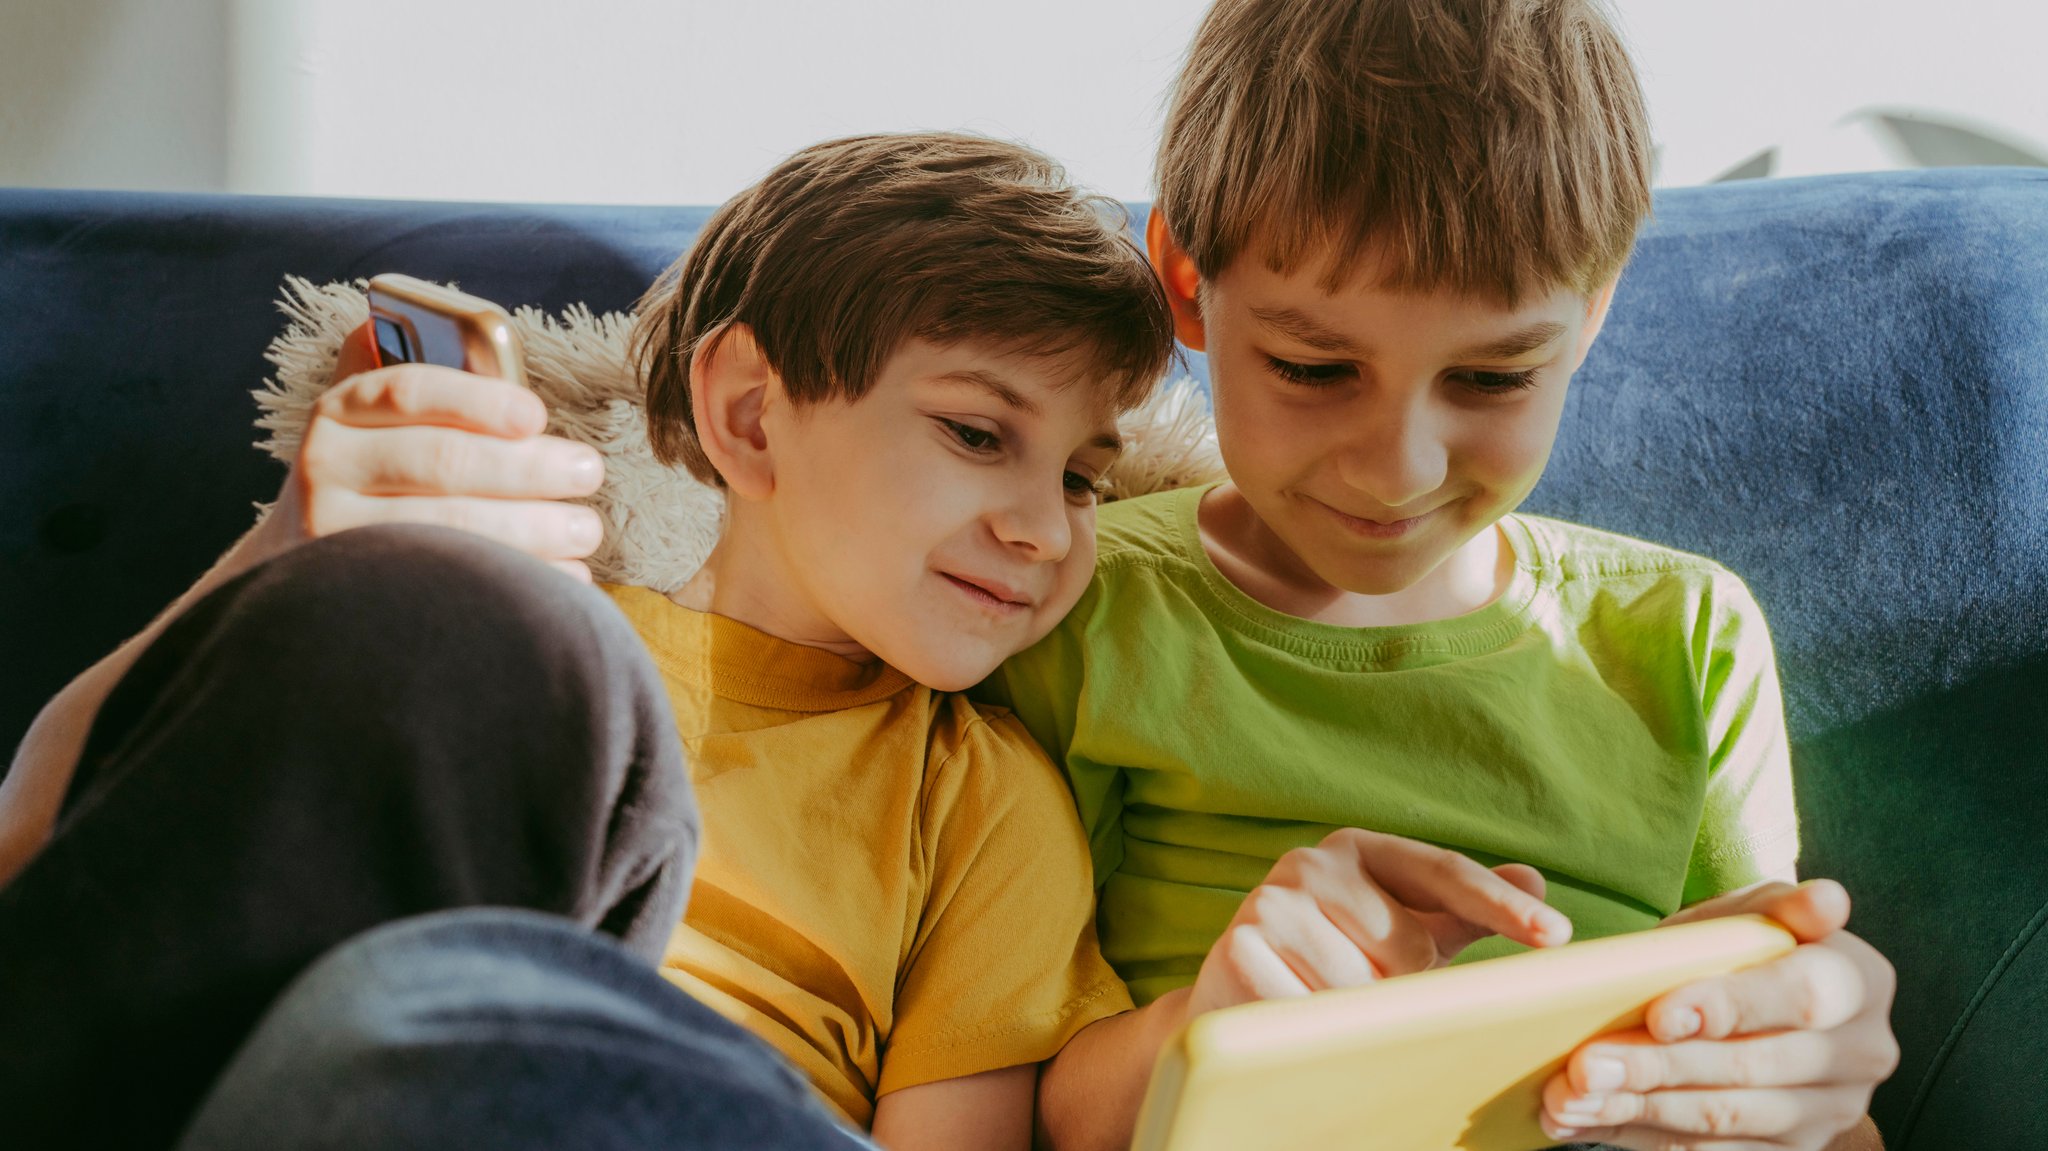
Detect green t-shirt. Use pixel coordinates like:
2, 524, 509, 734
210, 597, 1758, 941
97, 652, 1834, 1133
986, 485, 1799, 1006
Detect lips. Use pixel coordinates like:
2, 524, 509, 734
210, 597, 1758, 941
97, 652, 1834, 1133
1309, 495, 1440, 539
941, 571, 1034, 609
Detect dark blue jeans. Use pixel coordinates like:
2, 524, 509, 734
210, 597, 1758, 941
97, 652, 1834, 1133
177, 907, 864, 1150
0, 525, 842, 1149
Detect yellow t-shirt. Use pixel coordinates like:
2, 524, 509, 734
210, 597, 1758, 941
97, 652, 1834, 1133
605, 585, 1132, 1127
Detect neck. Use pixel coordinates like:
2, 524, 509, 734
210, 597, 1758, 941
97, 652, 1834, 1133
670, 506, 875, 662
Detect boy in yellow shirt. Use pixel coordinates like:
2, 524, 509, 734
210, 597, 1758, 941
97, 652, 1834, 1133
598, 133, 1165, 1136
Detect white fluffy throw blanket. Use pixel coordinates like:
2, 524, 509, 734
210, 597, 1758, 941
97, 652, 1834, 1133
253, 278, 1224, 591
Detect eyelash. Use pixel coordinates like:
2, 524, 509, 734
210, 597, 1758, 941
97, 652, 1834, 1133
937, 418, 1106, 504
941, 418, 1001, 453
1065, 471, 1109, 503
1263, 357, 1540, 394
1460, 369, 1540, 393
1264, 357, 1354, 387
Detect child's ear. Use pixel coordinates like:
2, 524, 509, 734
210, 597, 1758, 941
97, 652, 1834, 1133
1571, 278, 1621, 370
1146, 211, 1209, 352
690, 323, 779, 501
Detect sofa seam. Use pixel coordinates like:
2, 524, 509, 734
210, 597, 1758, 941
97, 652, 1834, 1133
1894, 894, 2048, 1148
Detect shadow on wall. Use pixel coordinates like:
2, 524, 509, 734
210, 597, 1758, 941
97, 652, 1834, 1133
1712, 107, 2048, 182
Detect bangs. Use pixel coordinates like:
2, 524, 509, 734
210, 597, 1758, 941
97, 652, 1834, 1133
1159, 0, 1653, 304
632, 133, 1176, 483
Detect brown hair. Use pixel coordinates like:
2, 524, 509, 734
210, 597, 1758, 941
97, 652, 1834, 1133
1156, 0, 1653, 301
631, 132, 1176, 484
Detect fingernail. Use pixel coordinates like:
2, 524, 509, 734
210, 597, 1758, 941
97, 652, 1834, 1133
574, 511, 604, 548
1582, 1056, 1625, 1092
571, 450, 603, 484
1663, 1008, 1703, 1040
1541, 1120, 1581, 1141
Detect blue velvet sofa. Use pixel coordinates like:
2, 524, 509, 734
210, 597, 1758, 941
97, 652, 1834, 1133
2, 168, 2044, 1147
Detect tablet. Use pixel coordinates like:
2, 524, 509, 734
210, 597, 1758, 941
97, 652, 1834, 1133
1129, 914, 1797, 1151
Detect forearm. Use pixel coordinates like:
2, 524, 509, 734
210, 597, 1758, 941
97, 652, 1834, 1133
1035, 987, 1190, 1151
0, 513, 287, 885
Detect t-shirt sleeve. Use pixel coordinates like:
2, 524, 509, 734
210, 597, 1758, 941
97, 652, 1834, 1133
1683, 571, 1801, 904
876, 707, 1134, 1098
977, 582, 1127, 885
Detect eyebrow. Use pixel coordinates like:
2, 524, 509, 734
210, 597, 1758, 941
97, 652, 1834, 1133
933, 369, 1040, 417
1250, 306, 1361, 354
1457, 321, 1568, 361
1250, 308, 1569, 362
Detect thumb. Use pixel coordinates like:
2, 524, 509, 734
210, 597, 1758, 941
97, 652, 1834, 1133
1661, 878, 1850, 945
330, 319, 381, 388
1753, 878, 1852, 943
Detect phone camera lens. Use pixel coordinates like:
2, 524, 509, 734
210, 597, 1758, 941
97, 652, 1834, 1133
372, 315, 412, 365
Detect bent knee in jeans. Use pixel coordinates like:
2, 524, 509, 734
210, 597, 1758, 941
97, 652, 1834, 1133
180, 909, 866, 1151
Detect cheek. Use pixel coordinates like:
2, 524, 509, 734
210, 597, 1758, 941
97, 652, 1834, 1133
775, 437, 917, 570
1211, 378, 1315, 477
1042, 513, 1099, 617
1450, 404, 1564, 492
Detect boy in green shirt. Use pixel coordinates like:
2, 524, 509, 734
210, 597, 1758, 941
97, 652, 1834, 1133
992, 1, 1900, 1149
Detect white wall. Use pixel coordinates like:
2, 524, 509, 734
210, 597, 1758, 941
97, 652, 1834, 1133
3, 0, 2044, 203
215, 0, 1202, 204
1618, 0, 2048, 185
0, 0, 231, 193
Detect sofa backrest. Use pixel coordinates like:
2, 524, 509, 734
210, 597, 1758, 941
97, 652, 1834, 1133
1529, 169, 2048, 1148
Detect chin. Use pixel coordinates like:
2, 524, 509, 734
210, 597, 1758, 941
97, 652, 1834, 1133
882, 644, 1001, 693
901, 660, 993, 693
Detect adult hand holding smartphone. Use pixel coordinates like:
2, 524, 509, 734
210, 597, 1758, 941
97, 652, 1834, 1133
254, 276, 607, 581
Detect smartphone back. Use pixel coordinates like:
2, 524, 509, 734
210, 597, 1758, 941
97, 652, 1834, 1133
365, 273, 527, 387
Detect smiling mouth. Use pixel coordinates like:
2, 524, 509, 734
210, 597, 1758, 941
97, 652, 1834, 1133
941, 572, 1032, 612
1309, 497, 1440, 539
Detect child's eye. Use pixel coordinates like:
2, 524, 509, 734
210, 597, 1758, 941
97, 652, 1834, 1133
938, 418, 1001, 453
1457, 369, 1540, 394
1063, 469, 1107, 505
1265, 356, 1355, 387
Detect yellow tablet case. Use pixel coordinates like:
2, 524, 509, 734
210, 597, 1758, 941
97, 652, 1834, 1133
1130, 915, 1796, 1151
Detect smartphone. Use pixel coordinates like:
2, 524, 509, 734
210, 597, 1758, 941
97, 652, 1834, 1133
365, 273, 528, 388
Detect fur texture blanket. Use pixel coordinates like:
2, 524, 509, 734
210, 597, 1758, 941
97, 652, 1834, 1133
253, 278, 1224, 591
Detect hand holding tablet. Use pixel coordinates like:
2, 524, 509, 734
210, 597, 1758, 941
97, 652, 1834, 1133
1133, 915, 1797, 1151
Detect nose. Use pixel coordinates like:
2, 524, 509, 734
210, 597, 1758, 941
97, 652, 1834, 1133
989, 481, 1073, 562
1335, 390, 1448, 511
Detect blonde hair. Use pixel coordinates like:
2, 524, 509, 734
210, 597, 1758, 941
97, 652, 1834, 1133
632, 133, 1175, 484
1156, 0, 1653, 301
